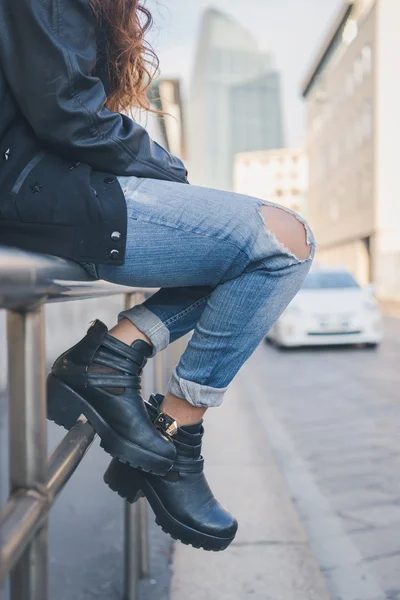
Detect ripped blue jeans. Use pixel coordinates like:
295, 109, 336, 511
97, 176, 316, 408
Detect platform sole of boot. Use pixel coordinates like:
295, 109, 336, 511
47, 374, 173, 476
104, 459, 236, 552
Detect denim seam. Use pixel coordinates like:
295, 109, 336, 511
118, 176, 145, 195
128, 213, 251, 260
146, 294, 211, 336
168, 369, 228, 408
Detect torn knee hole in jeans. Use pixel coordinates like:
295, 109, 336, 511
258, 204, 313, 262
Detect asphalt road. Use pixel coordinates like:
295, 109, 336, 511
244, 316, 400, 600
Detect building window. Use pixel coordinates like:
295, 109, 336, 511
323, 101, 332, 124
354, 58, 364, 86
361, 168, 372, 203
330, 143, 339, 168
354, 112, 363, 147
329, 198, 340, 221
346, 72, 354, 97
342, 19, 358, 46
312, 116, 321, 134
362, 45, 373, 75
345, 123, 353, 154
363, 101, 373, 139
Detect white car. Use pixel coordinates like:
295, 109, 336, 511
267, 269, 383, 349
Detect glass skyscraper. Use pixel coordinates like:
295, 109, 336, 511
189, 8, 284, 190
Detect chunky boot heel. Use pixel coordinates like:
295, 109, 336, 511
104, 457, 145, 503
104, 395, 238, 552
48, 320, 177, 475
47, 374, 83, 430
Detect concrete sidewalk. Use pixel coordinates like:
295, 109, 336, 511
170, 377, 331, 600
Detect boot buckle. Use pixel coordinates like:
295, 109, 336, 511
154, 413, 178, 437
87, 320, 97, 332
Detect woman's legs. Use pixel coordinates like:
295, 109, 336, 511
94, 177, 315, 551
98, 176, 315, 423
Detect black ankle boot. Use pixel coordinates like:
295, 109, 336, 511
47, 321, 177, 475
104, 394, 238, 552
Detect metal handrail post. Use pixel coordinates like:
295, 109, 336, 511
137, 355, 154, 580
7, 306, 48, 600
123, 291, 149, 599
154, 349, 165, 395
123, 501, 140, 600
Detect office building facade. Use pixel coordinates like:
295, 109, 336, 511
303, 0, 400, 299
189, 8, 284, 191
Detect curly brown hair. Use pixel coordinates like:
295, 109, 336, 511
89, 0, 159, 113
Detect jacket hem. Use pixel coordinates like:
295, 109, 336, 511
0, 220, 125, 266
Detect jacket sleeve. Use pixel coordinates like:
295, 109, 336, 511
0, 0, 188, 182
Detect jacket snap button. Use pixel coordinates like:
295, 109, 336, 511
30, 183, 43, 194
110, 249, 120, 260
4, 148, 10, 160
104, 177, 115, 184
111, 231, 121, 241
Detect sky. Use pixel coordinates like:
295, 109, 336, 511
147, 0, 343, 147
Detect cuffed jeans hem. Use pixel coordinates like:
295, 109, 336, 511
118, 305, 170, 357
168, 368, 228, 408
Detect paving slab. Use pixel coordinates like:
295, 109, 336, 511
352, 524, 400, 561
172, 544, 330, 600
241, 316, 400, 599
170, 384, 330, 600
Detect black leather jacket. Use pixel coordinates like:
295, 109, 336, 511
0, 0, 188, 265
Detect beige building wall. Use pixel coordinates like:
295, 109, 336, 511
303, 0, 400, 299
374, 0, 400, 300
234, 148, 308, 217
304, 2, 376, 288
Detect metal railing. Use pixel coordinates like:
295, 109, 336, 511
0, 247, 174, 600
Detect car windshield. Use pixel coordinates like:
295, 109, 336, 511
302, 272, 360, 290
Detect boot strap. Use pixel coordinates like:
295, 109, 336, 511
88, 375, 141, 388
154, 413, 178, 438
94, 350, 138, 375
101, 335, 148, 368
172, 456, 204, 473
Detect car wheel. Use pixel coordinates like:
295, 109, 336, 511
365, 342, 379, 350
277, 344, 292, 351
270, 337, 286, 350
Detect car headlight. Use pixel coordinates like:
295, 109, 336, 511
285, 305, 303, 317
